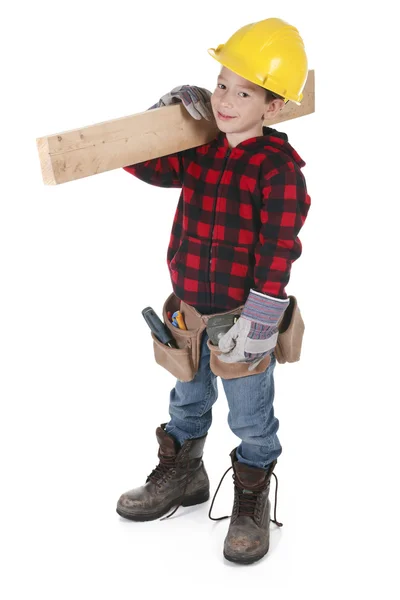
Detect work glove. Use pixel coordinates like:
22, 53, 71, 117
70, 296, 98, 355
149, 85, 213, 120
218, 289, 290, 371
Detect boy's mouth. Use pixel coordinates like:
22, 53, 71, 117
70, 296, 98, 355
217, 111, 236, 121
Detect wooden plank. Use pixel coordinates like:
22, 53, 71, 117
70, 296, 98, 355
37, 70, 315, 185
272, 69, 315, 125
36, 106, 218, 186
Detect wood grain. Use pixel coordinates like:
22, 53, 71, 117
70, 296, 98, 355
36, 70, 315, 185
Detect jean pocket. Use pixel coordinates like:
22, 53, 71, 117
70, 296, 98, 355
207, 339, 271, 379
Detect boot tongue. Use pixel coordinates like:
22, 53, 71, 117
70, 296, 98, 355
234, 461, 268, 489
155, 426, 180, 457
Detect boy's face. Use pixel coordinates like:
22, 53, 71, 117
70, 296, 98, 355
210, 66, 282, 136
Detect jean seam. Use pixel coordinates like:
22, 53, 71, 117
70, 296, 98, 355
260, 372, 271, 456
262, 364, 278, 457
192, 335, 215, 438
195, 369, 215, 438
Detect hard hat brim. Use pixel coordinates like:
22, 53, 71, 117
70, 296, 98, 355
207, 46, 303, 105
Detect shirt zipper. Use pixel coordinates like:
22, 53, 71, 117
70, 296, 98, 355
209, 147, 231, 307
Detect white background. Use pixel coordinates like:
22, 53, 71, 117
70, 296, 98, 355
1, 1, 399, 598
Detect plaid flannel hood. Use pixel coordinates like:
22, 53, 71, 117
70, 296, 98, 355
214, 125, 305, 168
124, 125, 311, 313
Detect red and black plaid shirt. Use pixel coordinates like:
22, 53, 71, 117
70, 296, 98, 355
123, 126, 311, 314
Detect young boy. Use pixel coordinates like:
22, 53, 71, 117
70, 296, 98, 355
117, 17, 310, 565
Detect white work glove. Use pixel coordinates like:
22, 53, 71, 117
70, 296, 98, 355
218, 289, 290, 371
149, 85, 213, 120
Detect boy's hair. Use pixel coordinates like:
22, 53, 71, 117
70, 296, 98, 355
265, 88, 285, 103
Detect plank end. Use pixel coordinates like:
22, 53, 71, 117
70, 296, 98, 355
36, 136, 57, 185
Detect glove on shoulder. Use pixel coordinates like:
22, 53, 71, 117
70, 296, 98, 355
149, 85, 213, 120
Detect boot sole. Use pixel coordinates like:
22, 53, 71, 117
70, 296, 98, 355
116, 488, 210, 522
223, 544, 269, 565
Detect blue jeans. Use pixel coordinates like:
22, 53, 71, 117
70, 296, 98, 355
165, 330, 281, 469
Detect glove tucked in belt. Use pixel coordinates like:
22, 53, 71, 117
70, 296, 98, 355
218, 289, 290, 371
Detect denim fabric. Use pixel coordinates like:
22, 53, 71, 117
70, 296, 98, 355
164, 330, 281, 469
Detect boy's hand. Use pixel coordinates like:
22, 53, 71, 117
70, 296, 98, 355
150, 85, 213, 120
217, 290, 290, 371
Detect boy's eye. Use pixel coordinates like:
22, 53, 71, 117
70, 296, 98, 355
216, 84, 249, 98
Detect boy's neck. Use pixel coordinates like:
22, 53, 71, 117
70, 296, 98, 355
225, 124, 265, 148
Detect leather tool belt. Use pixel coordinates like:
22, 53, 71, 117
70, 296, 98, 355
151, 292, 305, 382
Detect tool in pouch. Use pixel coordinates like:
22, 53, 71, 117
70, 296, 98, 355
146, 293, 287, 382
206, 313, 240, 346
141, 307, 178, 348
172, 310, 187, 330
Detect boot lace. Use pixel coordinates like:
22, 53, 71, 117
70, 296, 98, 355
146, 453, 192, 521
146, 454, 177, 484
208, 466, 282, 527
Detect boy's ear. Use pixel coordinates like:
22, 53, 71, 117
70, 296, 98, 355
264, 98, 285, 120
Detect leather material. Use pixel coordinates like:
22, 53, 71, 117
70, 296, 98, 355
153, 293, 304, 384
116, 424, 209, 521
155, 427, 179, 456
224, 449, 277, 564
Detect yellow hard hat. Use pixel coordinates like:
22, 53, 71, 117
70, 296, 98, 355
208, 18, 308, 105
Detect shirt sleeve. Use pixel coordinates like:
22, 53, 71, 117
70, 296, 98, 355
123, 152, 184, 188
253, 163, 311, 299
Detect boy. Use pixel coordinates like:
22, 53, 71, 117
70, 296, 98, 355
117, 18, 310, 564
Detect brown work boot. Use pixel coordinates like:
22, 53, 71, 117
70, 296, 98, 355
209, 448, 282, 564
116, 424, 209, 521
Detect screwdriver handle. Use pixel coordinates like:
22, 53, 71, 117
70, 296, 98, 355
142, 307, 178, 348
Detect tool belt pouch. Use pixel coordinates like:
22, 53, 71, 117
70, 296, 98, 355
206, 339, 272, 379
205, 305, 272, 380
152, 293, 305, 381
274, 295, 305, 364
151, 293, 266, 382
152, 293, 206, 382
